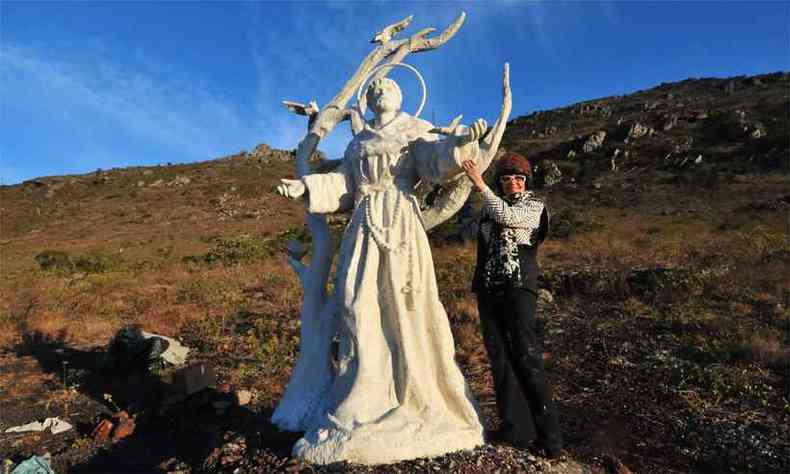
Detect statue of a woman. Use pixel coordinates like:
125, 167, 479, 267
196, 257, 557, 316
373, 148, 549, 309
276, 77, 488, 464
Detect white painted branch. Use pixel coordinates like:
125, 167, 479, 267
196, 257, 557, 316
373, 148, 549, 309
422, 63, 512, 231
283, 100, 320, 117
371, 15, 413, 44
368, 13, 465, 87
479, 63, 512, 168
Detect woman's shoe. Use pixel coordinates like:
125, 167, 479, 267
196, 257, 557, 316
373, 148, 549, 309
543, 447, 565, 460
533, 439, 564, 459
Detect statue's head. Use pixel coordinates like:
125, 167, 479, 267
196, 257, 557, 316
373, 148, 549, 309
365, 77, 402, 114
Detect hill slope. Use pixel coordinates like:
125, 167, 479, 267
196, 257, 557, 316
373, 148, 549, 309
1, 72, 788, 473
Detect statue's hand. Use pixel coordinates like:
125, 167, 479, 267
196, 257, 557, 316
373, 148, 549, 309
464, 118, 488, 144
429, 114, 464, 136
276, 179, 306, 200
431, 116, 488, 146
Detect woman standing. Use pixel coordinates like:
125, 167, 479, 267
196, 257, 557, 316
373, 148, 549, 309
462, 153, 563, 458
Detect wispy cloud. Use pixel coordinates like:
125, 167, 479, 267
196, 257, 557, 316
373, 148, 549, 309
0, 1, 569, 183
1, 41, 265, 182
244, 1, 375, 158
523, 1, 556, 60
4, 43, 256, 154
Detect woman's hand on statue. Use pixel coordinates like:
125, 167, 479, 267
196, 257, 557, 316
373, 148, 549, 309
276, 179, 306, 200
462, 160, 487, 191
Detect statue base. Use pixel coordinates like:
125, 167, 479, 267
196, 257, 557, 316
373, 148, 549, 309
292, 420, 483, 465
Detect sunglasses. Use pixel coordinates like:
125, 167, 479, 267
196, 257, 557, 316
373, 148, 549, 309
499, 175, 527, 184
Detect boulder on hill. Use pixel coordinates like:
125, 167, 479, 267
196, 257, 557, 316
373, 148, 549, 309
662, 114, 679, 131
710, 109, 767, 141
748, 122, 767, 139
579, 102, 613, 117
675, 136, 694, 153
168, 176, 191, 187
582, 131, 606, 153
694, 110, 709, 120
537, 160, 562, 188
627, 122, 652, 139
642, 101, 659, 111
724, 80, 740, 95
245, 143, 327, 163
247, 143, 293, 162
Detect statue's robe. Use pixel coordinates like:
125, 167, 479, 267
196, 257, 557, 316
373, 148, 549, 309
290, 112, 485, 464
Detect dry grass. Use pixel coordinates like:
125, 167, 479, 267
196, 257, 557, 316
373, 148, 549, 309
1, 152, 788, 474
3, 176, 787, 355
739, 330, 790, 367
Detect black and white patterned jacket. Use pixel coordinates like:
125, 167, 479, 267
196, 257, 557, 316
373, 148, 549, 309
472, 189, 549, 294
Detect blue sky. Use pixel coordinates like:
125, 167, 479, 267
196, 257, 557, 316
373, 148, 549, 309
2, 1, 788, 184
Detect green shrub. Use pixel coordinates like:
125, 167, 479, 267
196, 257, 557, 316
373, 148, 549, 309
35, 249, 125, 274
184, 227, 309, 266
34, 250, 73, 272
668, 360, 773, 401
206, 234, 270, 263
550, 208, 578, 239
176, 274, 242, 308
74, 250, 126, 273
274, 225, 311, 247
184, 234, 271, 265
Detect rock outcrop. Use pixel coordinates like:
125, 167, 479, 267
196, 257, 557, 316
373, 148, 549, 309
582, 131, 607, 153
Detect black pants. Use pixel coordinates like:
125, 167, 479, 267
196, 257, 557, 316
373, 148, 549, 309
477, 288, 562, 451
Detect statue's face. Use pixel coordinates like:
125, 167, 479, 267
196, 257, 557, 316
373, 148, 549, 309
366, 79, 402, 114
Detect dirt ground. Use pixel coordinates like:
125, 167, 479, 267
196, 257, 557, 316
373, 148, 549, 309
2, 290, 787, 473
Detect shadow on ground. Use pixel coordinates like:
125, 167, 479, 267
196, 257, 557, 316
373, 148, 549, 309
11, 331, 301, 473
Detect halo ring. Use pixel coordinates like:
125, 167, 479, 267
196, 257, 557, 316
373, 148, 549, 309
356, 62, 427, 118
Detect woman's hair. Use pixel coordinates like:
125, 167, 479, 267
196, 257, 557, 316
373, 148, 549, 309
365, 77, 403, 110
494, 152, 532, 192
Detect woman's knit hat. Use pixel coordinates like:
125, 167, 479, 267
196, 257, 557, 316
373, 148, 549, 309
495, 151, 532, 178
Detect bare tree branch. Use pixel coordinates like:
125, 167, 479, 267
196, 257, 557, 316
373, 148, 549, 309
283, 100, 320, 117
372, 12, 466, 89
407, 11, 465, 53
422, 63, 512, 231
371, 15, 413, 44
480, 63, 512, 166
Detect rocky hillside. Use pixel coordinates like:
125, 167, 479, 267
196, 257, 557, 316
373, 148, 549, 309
503, 71, 788, 187
0, 72, 788, 474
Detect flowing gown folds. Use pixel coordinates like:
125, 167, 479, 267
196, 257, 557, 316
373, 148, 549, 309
293, 112, 484, 464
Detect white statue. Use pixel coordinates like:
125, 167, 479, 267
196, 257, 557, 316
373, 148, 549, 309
272, 13, 512, 465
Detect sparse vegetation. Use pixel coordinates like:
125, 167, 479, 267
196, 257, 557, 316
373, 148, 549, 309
73, 250, 127, 274
34, 248, 127, 274
34, 250, 74, 272
183, 227, 310, 266
1, 72, 788, 473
